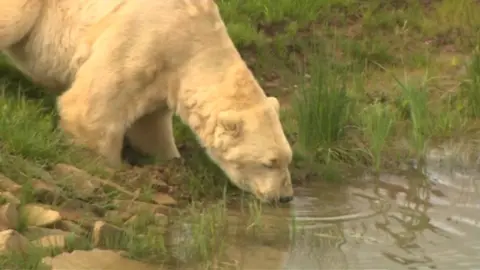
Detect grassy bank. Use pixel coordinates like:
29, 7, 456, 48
1, 0, 480, 269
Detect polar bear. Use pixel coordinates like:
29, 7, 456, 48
0, 0, 294, 203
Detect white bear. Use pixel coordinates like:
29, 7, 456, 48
0, 0, 294, 203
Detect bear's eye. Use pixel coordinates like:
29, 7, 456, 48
263, 158, 278, 169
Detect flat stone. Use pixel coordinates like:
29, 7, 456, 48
150, 179, 169, 192
52, 220, 86, 236
154, 213, 169, 227
23, 227, 71, 241
51, 164, 100, 197
0, 192, 20, 205
53, 164, 139, 200
42, 249, 162, 270
31, 179, 64, 204
0, 203, 19, 230
61, 199, 105, 217
104, 210, 133, 225
113, 200, 171, 215
151, 193, 177, 206
0, 191, 20, 205
31, 234, 68, 250
22, 204, 62, 227
0, 229, 30, 253
0, 174, 21, 193
92, 221, 127, 248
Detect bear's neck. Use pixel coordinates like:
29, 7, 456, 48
171, 48, 266, 148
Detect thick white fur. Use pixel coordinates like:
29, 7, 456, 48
1, 0, 294, 202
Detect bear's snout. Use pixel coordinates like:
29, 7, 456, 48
278, 196, 294, 203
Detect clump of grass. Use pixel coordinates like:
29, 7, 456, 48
394, 74, 431, 165
170, 201, 229, 268
0, 87, 66, 162
461, 47, 480, 118
431, 93, 467, 137
0, 245, 49, 270
121, 212, 168, 264
361, 102, 397, 172
292, 42, 353, 161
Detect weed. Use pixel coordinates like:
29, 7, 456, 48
0, 245, 48, 270
461, 47, 480, 118
0, 88, 66, 163
395, 73, 431, 163
292, 42, 352, 161
170, 201, 229, 268
361, 102, 397, 172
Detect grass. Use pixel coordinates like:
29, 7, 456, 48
1, 0, 480, 269
360, 102, 396, 173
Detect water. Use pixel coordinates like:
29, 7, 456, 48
170, 145, 480, 269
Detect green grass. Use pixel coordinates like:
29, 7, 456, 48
361, 102, 396, 172
292, 42, 353, 161
1, 0, 480, 268
461, 48, 480, 118
395, 73, 431, 164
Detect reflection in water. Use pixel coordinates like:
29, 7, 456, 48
169, 146, 480, 269
280, 146, 480, 270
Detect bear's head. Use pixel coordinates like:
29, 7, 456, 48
208, 96, 294, 203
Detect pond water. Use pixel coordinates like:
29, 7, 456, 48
169, 145, 480, 269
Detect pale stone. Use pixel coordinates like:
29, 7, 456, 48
92, 221, 126, 248
0, 203, 18, 230
22, 204, 62, 227
0, 229, 29, 253
152, 193, 177, 206
42, 249, 162, 270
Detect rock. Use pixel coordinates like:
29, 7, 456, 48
124, 213, 168, 235
31, 179, 64, 204
0, 203, 19, 230
61, 199, 105, 217
92, 221, 127, 248
52, 221, 86, 236
51, 164, 100, 197
154, 213, 169, 227
151, 179, 169, 192
0, 229, 30, 253
0, 192, 20, 205
151, 193, 177, 206
31, 234, 68, 250
113, 200, 171, 215
23, 227, 71, 241
104, 210, 133, 225
56, 205, 100, 231
0, 174, 21, 193
22, 204, 62, 227
42, 249, 162, 270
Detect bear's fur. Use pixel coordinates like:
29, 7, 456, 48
1, 0, 294, 203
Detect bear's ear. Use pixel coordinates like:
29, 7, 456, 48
266, 96, 280, 113
217, 111, 243, 137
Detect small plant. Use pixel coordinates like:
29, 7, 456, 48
361, 102, 397, 172
171, 201, 229, 268
292, 42, 352, 161
461, 47, 480, 118
394, 74, 431, 165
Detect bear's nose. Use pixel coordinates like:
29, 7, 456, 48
278, 196, 293, 203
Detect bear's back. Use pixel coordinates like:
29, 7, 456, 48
3, 0, 126, 92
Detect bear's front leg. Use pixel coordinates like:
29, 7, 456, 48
125, 107, 181, 163
56, 72, 130, 169
56, 97, 125, 168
